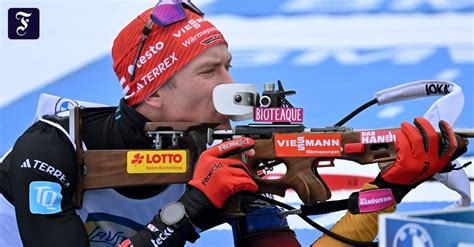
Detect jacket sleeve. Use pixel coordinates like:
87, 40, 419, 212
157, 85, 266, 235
312, 183, 396, 247
7, 121, 89, 247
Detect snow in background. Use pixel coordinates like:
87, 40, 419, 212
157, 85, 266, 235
1, 1, 473, 246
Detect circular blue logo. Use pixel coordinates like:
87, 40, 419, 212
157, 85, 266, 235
393, 223, 434, 247
54, 98, 79, 114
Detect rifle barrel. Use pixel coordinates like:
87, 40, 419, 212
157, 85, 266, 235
210, 127, 474, 141
454, 129, 474, 138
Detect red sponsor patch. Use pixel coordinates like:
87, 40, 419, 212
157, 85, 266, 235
360, 130, 398, 144
274, 133, 342, 157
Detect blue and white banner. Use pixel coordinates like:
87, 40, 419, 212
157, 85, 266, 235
379, 208, 474, 247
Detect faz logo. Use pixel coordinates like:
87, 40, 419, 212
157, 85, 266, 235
127, 150, 187, 174
274, 133, 342, 157
425, 84, 450, 95
8, 8, 40, 39
29, 181, 62, 214
202, 163, 224, 186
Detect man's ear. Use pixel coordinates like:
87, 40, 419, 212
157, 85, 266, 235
143, 91, 163, 109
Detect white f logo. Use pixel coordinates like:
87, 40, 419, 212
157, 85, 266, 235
15, 11, 32, 36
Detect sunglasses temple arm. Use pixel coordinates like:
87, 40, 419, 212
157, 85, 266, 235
130, 21, 153, 82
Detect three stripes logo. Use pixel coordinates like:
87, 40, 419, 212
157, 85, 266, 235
21, 159, 32, 168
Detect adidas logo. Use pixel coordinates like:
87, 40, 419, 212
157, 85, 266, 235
21, 159, 31, 168
19, 158, 71, 187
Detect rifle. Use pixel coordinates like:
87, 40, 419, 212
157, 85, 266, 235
73, 80, 473, 215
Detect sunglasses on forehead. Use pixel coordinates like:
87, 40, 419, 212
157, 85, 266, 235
129, 0, 204, 82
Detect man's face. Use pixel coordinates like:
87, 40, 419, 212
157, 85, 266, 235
157, 44, 233, 128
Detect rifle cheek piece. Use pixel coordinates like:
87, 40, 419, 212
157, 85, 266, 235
213, 84, 257, 121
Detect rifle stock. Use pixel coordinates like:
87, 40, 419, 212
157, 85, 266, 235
71, 121, 214, 208
83, 150, 193, 190
244, 130, 469, 207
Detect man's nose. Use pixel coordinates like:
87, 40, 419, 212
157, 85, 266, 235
219, 68, 234, 84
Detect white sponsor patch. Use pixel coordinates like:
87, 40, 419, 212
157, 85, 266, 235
21, 159, 70, 187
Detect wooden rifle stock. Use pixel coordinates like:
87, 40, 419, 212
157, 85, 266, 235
82, 150, 193, 190
72, 107, 85, 208
72, 110, 215, 208
79, 122, 217, 190
237, 129, 469, 209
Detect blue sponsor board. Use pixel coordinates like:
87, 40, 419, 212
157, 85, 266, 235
379, 208, 474, 247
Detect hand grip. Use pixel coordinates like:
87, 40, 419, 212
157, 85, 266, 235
220, 193, 245, 217
248, 139, 332, 205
